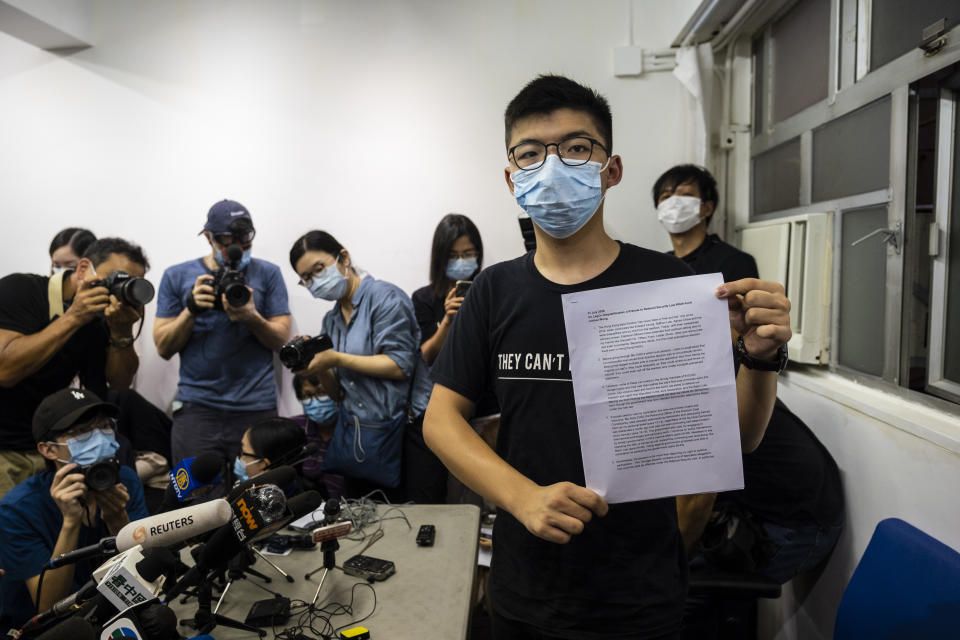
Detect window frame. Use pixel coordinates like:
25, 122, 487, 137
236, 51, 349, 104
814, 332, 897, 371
745, 0, 960, 398
927, 90, 960, 402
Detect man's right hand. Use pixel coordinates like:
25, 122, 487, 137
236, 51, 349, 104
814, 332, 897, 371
50, 463, 88, 526
64, 279, 110, 326
514, 481, 608, 544
190, 275, 216, 311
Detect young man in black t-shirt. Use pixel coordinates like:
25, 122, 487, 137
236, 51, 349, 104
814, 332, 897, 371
653, 165, 844, 588
424, 76, 793, 639
0, 238, 148, 497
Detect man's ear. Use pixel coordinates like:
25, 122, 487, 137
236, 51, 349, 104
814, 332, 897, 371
37, 440, 60, 462
603, 155, 624, 190
504, 167, 516, 195
701, 200, 716, 220
74, 257, 94, 284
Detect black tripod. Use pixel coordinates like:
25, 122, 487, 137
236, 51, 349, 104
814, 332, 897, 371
179, 572, 266, 637
213, 547, 289, 615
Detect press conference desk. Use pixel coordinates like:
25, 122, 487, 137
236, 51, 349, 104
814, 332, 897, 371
173, 504, 481, 639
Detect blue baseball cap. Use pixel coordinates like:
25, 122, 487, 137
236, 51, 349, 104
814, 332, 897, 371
202, 199, 252, 235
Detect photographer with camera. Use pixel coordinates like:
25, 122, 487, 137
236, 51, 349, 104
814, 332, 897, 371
154, 200, 291, 463
0, 238, 150, 498
289, 230, 431, 501
0, 388, 148, 628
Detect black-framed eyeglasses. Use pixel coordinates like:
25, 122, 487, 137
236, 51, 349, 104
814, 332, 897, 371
214, 229, 256, 246
60, 417, 117, 442
239, 450, 260, 461
509, 136, 609, 171
448, 249, 479, 261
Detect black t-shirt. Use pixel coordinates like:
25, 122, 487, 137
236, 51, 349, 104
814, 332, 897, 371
671, 233, 759, 283
411, 284, 500, 418
433, 243, 694, 638
719, 399, 844, 527
674, 237, 844, 528
0, 274, 108, 450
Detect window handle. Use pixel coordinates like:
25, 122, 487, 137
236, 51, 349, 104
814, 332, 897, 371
850, 221, 901, 254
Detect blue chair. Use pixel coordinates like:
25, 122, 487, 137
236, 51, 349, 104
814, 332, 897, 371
834, 518, 960, 639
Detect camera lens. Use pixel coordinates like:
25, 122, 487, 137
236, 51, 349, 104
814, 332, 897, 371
224, 282, 251, 307
84, 459, 120, 492
121, 278, 156, 306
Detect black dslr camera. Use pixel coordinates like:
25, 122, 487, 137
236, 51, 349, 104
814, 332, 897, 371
90, 271, 155, 307
279, 334, 333, 371
79, 457, 121, 492
211, 244, 251, 310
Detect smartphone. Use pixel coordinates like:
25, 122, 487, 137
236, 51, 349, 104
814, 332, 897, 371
342, 554, 396, 581
455, 280, 472, 297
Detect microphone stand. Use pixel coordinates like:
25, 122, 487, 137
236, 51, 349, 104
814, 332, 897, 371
213, 550, 283, 614
307, 500, 344, 607
180, 567, 266, 638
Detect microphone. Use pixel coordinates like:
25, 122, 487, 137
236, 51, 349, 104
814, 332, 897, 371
310, 499, 353, 544
32, 616, 96, 640
264, 441, 320, 470
227, 465, 296, 501
17, 580, 99, 633
95, 546, 178, 613
229, 483, 287, 544
48, 538, 118, 570
114, 499, 233, 551
163, 490, 323, 602
250, 490, 324, 545
168, 452, 223, 502
98, 600, 179, 640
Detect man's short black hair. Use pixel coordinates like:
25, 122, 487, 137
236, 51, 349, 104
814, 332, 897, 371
504, 75, 613, 152
652, 164, 719, 207
82, 237, 150, 272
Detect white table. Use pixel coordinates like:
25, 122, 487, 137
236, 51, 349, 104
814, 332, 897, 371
172, 504, 480, 639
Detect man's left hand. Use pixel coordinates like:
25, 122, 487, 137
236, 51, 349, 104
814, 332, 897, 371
222, 287, 259, 324
93, 483, 130, 529
716, 278, 792, 359
103, 295, 141, 337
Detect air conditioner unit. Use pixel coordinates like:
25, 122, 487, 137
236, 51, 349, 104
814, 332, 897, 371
737, 213, 832, 364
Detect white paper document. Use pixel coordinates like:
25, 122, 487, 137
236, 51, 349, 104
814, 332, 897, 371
561, 273, 743, 503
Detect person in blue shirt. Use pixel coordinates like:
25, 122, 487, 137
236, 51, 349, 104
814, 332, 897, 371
289, 230, 433, 501
153, 200, 292, 463
0, 388, 149, 629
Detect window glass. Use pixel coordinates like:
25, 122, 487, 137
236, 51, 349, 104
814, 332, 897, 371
812, 97, 892, 201
772, 0, 830, 122
870, 0, 956, 71
752, 138, 802, 214
943, 107, 960, 384
839, 206, 889, 375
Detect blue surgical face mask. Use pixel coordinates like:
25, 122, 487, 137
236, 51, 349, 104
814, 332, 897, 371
445, 257, 478, 282
233, 456, 260, 483
57, 429, 120, 466
303, 396, 338, 424
510, 155, 608, 239
216, 248, 252, 270
308, 258, 349, 301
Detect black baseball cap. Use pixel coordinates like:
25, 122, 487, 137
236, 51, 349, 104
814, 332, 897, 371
32, 388, 119, 443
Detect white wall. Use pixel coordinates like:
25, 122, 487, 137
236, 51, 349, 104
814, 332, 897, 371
758, 370, 960, 639
0, 0, 699, 412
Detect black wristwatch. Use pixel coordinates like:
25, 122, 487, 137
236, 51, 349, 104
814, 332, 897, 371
735, 335, 788, 373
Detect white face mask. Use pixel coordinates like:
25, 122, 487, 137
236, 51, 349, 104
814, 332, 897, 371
657, 195, 703, 234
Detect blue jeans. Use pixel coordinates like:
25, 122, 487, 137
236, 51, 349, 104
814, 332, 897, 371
759, 519, 843, 583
